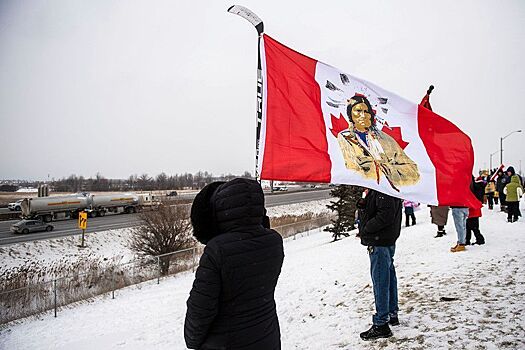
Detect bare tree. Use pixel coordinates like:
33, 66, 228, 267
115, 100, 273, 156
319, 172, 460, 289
128, 204, 194, 275
137, 173, 153, 191
156, 172, 168, 190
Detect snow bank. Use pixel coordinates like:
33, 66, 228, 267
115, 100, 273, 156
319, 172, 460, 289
0, 199, 334, 272
1, 205, 524, 349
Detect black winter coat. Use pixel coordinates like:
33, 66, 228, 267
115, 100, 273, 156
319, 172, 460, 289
185, 178, 284, 350
358, 189, 402, 247
496, 173, 509, 193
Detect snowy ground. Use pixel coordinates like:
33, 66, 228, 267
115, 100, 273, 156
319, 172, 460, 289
0, 199, 333, 272
1, 204, 524, 349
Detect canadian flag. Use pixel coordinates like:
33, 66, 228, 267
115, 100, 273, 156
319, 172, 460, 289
258, 34, 480, 208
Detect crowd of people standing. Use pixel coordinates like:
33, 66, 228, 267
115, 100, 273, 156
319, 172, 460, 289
429, 165, 523, 253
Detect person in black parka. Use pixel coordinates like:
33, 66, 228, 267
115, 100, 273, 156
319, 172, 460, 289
496, 169, 509, 211
184, 178, 284, 350
357, 189, 402, 341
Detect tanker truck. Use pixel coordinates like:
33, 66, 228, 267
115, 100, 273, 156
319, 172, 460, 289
21, 192, 147, 222
21, 194, 91, 222
89, 193, 140, 217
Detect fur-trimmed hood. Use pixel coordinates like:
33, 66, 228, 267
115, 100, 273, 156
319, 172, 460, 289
190, 178, 267, 244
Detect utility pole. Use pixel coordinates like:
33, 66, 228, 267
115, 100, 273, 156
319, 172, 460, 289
489, 150, 498, 170
500, 130, 522, 165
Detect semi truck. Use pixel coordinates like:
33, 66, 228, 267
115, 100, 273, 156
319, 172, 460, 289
20, 192, 154, 222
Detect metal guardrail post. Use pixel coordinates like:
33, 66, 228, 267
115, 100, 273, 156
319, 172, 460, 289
112, 269, 115, 299
53, 279, 57, 318
157, 256, 161, 284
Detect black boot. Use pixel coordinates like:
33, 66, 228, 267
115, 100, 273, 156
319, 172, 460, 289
360, 324, 393, 341
389, 316, 400, 326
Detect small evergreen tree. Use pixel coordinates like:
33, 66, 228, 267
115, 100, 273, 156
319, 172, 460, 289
325, 185, 362, 241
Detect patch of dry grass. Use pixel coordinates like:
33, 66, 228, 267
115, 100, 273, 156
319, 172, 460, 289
0, 250, 203, 325
0, 212, 333, 324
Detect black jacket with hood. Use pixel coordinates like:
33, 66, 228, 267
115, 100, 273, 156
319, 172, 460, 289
184, 178, 284, 350
358, 189, 402, 247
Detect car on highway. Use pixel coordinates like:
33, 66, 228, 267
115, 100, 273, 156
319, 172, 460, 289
8, 200, 23, 211
10, 220, 54, 234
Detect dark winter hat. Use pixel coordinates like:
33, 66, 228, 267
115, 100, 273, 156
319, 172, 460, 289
190, 181, 225, 244
506, 166, 515, 175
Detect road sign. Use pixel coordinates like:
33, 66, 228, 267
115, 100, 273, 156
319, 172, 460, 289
78, 212, 88, 230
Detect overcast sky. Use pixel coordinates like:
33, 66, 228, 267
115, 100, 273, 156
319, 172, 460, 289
1, 0, 524, 180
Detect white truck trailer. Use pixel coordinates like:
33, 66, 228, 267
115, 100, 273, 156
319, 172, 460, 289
21, 192, 149, 221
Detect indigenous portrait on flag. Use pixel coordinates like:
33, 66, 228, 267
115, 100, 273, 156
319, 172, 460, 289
335, 94, 420, 191
258, 34, 481, 208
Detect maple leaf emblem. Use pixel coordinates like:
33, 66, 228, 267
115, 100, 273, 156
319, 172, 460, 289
330, 114, 409, 150
329, 113, 349, 138
381, 122, 409, 150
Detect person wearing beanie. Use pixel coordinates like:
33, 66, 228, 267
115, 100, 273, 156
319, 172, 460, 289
184, 178, 284, 350
506, 166, 523, 186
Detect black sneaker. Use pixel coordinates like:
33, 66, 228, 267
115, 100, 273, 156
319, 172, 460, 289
389, 316, 400, 326
434, 232, 444, 238
360, 324, 393, 341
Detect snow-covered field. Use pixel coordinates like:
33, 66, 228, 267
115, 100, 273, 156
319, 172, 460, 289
0, 199, 333, 272
1, 204, 524, 349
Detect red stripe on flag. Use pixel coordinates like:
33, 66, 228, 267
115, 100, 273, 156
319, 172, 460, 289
417, 106, 481, 208
260, 35, 331, 182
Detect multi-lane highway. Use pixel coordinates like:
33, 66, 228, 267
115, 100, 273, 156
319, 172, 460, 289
0, 189, 331, 246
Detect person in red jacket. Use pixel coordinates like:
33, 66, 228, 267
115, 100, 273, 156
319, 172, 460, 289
466, 206, 485, 245
466, 177, 485, 245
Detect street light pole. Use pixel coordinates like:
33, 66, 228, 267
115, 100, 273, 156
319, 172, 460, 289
500, 129, 522, 165
489, 150, 498, 170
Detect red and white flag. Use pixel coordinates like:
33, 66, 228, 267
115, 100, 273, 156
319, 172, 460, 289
258, 34, 480, 208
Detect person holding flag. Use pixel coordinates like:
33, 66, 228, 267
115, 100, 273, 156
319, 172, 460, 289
228, 5, 482, 342
357, 188, 402, 341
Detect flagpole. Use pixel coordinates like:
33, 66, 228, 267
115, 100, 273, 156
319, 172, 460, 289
227, 5, 265, 182
255, 33, 264, 182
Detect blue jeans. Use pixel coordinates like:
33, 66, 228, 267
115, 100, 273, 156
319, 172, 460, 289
451, 208, 469, 245
369, 245, 398, 326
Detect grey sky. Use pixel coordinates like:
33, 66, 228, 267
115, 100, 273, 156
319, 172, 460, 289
1, 0, 524, 180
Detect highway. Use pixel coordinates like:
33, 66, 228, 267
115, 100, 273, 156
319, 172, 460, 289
0, 189, 331, 246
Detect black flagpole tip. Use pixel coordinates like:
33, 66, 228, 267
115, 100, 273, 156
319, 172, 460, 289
427, 85, 434, 95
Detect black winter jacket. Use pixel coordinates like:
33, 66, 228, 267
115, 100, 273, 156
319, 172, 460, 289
358, 189, 402, 246
185, 178, 284, 350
